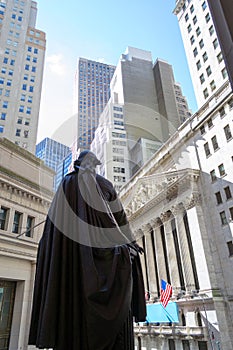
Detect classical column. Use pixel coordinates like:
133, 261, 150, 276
172, 204, 196, 292
143, 224, 158, 299
136, 231, 148, 295
161, 212, 181, 294
151, 219, 167, 288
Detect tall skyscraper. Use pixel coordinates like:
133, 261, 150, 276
91, 48, 192, 191
174, 0, 228, 108
73, 58, 115, 150
0, 0, 45, 153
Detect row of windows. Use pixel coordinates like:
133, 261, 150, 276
0, 88, 11, 97
200, 100, 233, 136
193, 38, 219, 58
28, 46, 38, 54
210, 163, 226, 181
203, 124, 232, 157
196, 52, 223, 71
0, 206, 34, 237
113, 167, 125, 174
112, 147, 124, 155
18, 105, 31, 114
15, 129, 29, 138
215, 186, 232, 204
25, 64, 36, 72
114, 176, 126, 183
203, 68, 228, 99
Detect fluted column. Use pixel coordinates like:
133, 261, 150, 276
151, 219, 167, 287
161, 212, 181, 294
172, 204, 196, 292
136, 230, 148, 295
143, 224, 158, 299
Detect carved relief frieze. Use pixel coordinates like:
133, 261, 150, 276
123, 169, 200, 220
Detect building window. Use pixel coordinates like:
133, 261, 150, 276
200, 73, 205, 84
227, 241, 233, 256
187, 24, 192, 33
220, 211, 227, 225
213, 39, 219, 49
196, 60, 201, 70
12, 211, 22, 233
185, 13, 189, 22
210, 80, 216, 91
206, 66, 212, 76
199, 39, 204, 49
25, 64, 29, 70
17, 118, 22, 124
200, 125, 205, 135
0, 207, 8, 230
224, 186, 232, 200
209, 25, 214, 36
204, 142, 211, 157
22, 84, 27, 90
1, 113, 6, 121
193, 15, 197, 25
190, 35, 195, 45
29, 86, 34, 92
196, 27, 201, 36
15, 128, 21, 136
202, 1, 207, 10
19, 105, 24, 113
190, 4, 194, 13
207, 118, 213, 128
0, 125, 4, 133
230, 207, 233, 221
203, 88, 209, 99
203, 52, 208, 62
221, 67, 228, 79
26, 107, 31, 114
215, 192, 222, 205
210, 169, 217, 182
218, 163, 226, 177
205, 13, 210, 23
2, 101, 8, 109
6, 80, 12, 86
224, 124, 232, 141
24, 130, 29, 138
25, 216, 34, 237
211, 135, 219, 150
193, 48, 198, 57
219, 106, 225, 118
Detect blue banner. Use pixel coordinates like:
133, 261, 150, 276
146, 302, 179, 323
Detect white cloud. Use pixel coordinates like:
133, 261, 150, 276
46, 54, 67, 76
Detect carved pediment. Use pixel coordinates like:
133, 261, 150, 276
122, 168, 200, 218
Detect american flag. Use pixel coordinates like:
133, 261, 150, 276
160, 279, 172, 308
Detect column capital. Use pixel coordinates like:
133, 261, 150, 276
184, 192, 202, 210
160, 211, 172, 223
171, 203, 185, 216
150, 218, 161, 229
141, 223, 151, 235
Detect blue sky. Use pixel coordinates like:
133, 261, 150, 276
36, 0, 198, 144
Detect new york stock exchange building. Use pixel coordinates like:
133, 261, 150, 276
119, 85, 233, 350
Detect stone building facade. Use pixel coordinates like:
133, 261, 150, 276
120, 82, 233, 350
0, 138, 54, 350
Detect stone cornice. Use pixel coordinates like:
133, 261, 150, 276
0, 137, 51, 170
0, 169, 53, 207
